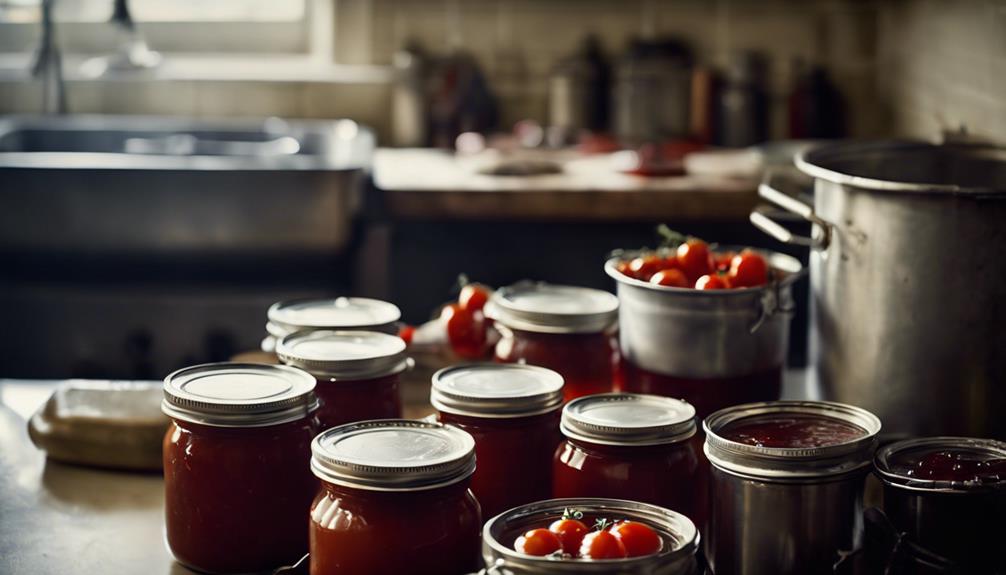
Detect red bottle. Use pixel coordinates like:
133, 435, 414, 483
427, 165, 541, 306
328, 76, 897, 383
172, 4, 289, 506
552, 393, 700, 523
276, 329, 409, 429
309, 420, 482, 575
488, 281, 620, 401
431, 363, 564, 519
162, 363, 319, 574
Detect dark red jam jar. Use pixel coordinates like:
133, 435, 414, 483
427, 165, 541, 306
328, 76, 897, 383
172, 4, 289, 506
276, 330, 410, 429
703, 400, 881, 575
552, 393, 700, 522
262, 296, 402, 353
431, 363, 564, 519
487, 282, 619, 401
161, 363, 319, 574
309, 420, 482, 575
874, 437, 1006, 573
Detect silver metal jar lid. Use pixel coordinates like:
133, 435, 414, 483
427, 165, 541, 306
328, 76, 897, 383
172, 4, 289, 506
267, 297, 401, 337
486, 281, 618, 334
431, 363, 564, 419
704, 400, 882, 480
276, 330, 410, 379
875, 436, 1006, 493
162, 362, 317, 428
560, 393, 696, 446
311, 419, 477, 491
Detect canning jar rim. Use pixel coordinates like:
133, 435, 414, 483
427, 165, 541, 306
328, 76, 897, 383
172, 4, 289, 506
486, 281, 618, 334
560, 393, 697, 447
277, 329, 412, 380
162, 362, 318, 428
703, 400, 881, 480
431, 363, 565, 419
267, 296, 401, 334
874, 436, 1006, 494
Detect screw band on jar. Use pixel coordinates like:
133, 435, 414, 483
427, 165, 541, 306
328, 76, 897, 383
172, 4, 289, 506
162, 362, 318, 427
875, 436, 1006, 493
703, 400, 881, 480
486, 281, 618, 334
310, 419, 477, 492
267, 297, 402, 338
560, 393, 697, 446
431, 363, 565, 419
276, 329, 412, 380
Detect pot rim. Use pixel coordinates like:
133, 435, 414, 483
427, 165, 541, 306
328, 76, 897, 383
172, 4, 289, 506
874, 436, 1006, 494
796, 139, 1006, 196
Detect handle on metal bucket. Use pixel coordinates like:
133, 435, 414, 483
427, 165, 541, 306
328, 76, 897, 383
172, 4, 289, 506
751, 172, 832, 251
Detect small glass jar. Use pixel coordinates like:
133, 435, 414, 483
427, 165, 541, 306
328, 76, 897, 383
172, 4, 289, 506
488, 282, 619, 401
162, 363, 319, 574
703, 400, 881, 575
262, 296, 402, 353
431, 363, 564, 520
309, 420, 482, 575
552, 393, 700, 523
874, 437, 1006, 573
481, 497, 700, 574
276, 329, 410, 429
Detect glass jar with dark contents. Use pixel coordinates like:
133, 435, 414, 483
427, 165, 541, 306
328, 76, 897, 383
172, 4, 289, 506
703, 400, 881, 575
874, 437, 1006, 573
161, 363, 319, 574
552, 393, 700, 523
277, 330, 410, 429
262, 296, 402, 354
431, 363, 564, 519
309, 420, 482, 575
487, 282, 619, 401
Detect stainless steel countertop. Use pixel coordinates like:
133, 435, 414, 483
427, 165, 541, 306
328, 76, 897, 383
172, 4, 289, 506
0, 373, 816, 574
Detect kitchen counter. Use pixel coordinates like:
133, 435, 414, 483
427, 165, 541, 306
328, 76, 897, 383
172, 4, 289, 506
0, 373, 816, 574
374, 148, 759, 221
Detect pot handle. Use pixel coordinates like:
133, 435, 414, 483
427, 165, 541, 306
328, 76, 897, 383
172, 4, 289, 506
750, 173, 831, 251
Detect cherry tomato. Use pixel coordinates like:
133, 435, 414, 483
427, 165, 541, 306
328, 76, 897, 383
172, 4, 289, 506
661, 255, 682, 270
628, 255, 663, 281
610, 521, 662, 557
397, 324, 415, 345
579, 530, 627, 560
458, 284, 491, 312
676, 239, 713, 282
649, 268, 689, 288
714, 250, 736, 273
615, 260, 635, 278
696, 274, 730, 290
440, 303, 486, 359
514, 528, 562, 556
549, 518, 589, 556
729, 249, 769, 288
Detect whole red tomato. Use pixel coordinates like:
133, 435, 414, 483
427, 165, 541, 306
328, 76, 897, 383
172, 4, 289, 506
440, 303, 486, 358
580, 530, 627, 560
458, 284, 491, 312
695, 274, 730, 290
676, 239, 713, 282
628, 255, 663, 281
729, 249, 769, 288
514, 528, 562, 556
649, 268, 689, 288
549, 518, 589, 556
610, 521, 662, 557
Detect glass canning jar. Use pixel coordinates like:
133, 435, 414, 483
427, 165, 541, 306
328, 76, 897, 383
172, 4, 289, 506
161, 362, 319, 574
261, 296, 402, 353
431, 363, 564, 519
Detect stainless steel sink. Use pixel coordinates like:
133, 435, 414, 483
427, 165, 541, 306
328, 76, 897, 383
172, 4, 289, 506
0, 114, 374, 256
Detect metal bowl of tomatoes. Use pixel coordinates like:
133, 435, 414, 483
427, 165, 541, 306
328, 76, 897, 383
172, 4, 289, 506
482, 498, 699, 574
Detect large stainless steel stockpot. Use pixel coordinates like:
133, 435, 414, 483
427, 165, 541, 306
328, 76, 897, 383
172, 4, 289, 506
605, 249, 803, 379
703, 401, 882, 575
751, 141, 1006, 440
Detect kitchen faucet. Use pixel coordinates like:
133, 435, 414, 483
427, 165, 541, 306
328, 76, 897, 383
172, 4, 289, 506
31, 0, 66, 114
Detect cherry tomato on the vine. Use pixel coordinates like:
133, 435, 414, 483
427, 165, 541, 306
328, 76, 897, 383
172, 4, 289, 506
676, 239, 714, 282
729, 249, 769, 288
549, 518, 589, 556
696, 274, 730, 290
579, 530, 627, 560
610, 521, 662, 557
515, 528, 562, 556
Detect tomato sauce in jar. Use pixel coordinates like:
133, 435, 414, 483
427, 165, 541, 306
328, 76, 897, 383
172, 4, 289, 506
552, 393, 700, 523
309, 420, 482, 575
431, 363, 564, 519
262, 296, 402, 354
162, 363, 319, 574
875, 437, 1006, 573
276, 330, 409, 429
488, 282, 619, 401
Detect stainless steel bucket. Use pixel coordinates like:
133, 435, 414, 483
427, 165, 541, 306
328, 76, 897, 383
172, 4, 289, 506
703, 401, 882, 575
751, 140, 1006, 440
604, 250, 804, 379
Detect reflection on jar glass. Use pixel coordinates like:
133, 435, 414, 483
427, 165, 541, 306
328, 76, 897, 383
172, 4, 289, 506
161, 363, 319, 574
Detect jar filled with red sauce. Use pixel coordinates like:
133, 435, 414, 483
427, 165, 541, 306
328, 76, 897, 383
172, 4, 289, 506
704, 400, 881, 575
162, 363, 320, 574
552, 393, 700, 523
431, 363, 564, 519
874, 437, 1006, 573
487, 281, 620, 401
262, 296, 402, 354
276, 329, 410, 429
309, 420, 482, 575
